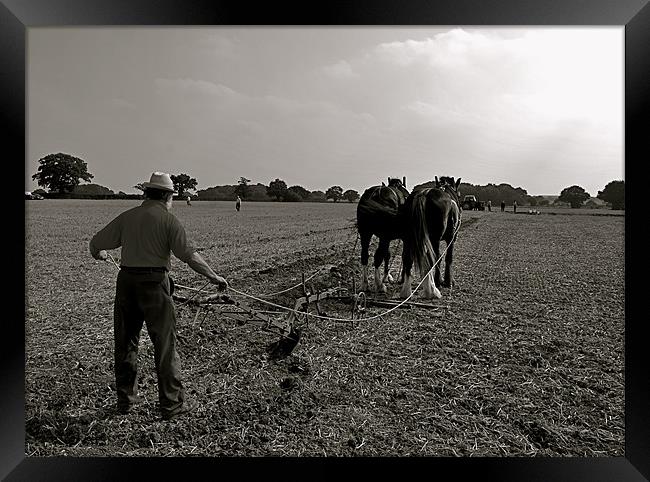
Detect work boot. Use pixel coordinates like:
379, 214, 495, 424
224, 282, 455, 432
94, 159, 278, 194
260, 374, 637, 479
116, 395, 142, 415
162, 398, 198, 421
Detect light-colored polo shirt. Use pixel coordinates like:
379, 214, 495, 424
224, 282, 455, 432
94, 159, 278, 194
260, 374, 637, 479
89, 200, 196, 270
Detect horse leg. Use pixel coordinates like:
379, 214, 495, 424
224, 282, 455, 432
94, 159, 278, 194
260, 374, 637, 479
442, 225, 458, 287
384, 251, 394, 284
374, 238, 389, 293
399, 245, 414, 299
442, 242, 455, 287
442, 215, 459, 287
382, 240, 394, 283
433, 244, 443, 288
397, 241, 405, 284
422, 249, 442, 300
359, 231, 371, 292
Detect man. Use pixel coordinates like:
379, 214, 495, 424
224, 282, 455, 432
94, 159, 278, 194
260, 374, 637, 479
235, 196, 241, 212
89, 172, 228, 420
513, 200, 517, 214
487, 200, 492, 212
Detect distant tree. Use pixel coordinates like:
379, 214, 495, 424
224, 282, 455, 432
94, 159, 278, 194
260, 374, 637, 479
170, 173, 198, 197
267, 178, 288, 201
309, 190, 326, 202
558, 185, 590, 208
288, 185, 311, 200
73, 183, 114, 195
597, 180, 625, 210
526, 195, 546, 207
133, 182, 145, 191
247, 183, 273, 201
31, 153, 94, 193
283, 190, 302, 202
235, 177, 251, 199
418, 180, 528, 206
342, 189, 360, 202
325, 186, 344, 202
538, 199, 550, 206
196, 185, 237, 201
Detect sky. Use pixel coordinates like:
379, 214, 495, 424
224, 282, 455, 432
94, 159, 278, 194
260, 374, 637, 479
27, 27, 624, 196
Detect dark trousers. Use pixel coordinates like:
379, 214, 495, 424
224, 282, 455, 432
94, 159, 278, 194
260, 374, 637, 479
114, 269, 185, 416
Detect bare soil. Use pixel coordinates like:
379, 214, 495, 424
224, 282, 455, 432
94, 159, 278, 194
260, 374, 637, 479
25, 200, 624, 456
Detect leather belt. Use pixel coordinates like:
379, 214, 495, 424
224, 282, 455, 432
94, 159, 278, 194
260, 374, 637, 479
120, 266, 167, 273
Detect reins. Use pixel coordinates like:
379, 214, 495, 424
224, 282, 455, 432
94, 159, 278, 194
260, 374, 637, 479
225, 218, 461, 323
103, 218, 461, 325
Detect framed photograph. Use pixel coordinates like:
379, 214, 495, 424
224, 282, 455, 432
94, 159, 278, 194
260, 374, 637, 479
6, 0, 648, 480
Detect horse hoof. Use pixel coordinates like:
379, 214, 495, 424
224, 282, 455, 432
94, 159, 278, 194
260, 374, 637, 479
424, 289, 443, 300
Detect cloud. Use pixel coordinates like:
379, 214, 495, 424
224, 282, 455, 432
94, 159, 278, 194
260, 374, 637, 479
372, 28, 622, 125
322, 60, 358, 79
107, 98, 136, 110
154, 77, 240, 99
154, 76, 374, 127
148, 75, 381, 178
200, 34, 238, 57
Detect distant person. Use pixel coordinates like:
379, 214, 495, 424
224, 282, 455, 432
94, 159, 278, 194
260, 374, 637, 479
186, 196, 192, 206
236, 196, 241, 212
89, 172, 228, 420
487, 200, 492, 212
500, 201, 505, 212
513, 200, 517, 214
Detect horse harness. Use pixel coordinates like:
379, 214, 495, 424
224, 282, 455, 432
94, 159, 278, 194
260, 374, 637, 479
377, 182, 408, 207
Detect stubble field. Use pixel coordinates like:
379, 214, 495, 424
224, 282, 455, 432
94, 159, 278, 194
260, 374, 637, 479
25, 200, 625, 457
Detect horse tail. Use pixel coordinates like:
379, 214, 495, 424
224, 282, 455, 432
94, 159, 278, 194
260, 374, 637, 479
407, 190, 436, 277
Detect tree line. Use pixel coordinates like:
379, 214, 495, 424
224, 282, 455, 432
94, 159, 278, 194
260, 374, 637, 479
29, 152, 625, 209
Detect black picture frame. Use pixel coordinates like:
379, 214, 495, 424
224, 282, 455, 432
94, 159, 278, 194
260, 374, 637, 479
5, 0, 648, 480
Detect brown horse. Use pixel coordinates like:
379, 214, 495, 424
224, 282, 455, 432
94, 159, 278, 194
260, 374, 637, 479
356, 177, 409, 293
400, 176, 462, 299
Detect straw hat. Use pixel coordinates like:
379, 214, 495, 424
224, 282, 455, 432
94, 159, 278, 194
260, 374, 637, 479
141, 172, 176, 192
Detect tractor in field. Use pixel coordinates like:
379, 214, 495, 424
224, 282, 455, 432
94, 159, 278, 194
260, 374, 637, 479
462, 194, 485, 211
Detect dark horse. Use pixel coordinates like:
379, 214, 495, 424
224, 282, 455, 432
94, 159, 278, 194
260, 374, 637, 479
357, 177, 410, 293
400, 176, 462, 299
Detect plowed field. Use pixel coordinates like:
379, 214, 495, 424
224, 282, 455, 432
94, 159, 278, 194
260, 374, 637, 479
25, 200, 624, 456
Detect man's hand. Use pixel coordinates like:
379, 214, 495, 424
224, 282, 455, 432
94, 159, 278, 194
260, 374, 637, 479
96, 250, 108, 261
210, 275, 228, 291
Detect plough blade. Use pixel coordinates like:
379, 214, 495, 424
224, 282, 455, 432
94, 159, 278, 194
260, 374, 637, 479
266, 326, 302, 360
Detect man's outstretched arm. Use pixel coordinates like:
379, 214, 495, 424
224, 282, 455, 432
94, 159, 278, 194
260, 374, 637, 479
186, 251, 228, 290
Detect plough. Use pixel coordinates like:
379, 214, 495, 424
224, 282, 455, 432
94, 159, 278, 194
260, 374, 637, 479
173, 272, 441, 359
173, 280, 365, 359
173, 288, 298, 359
